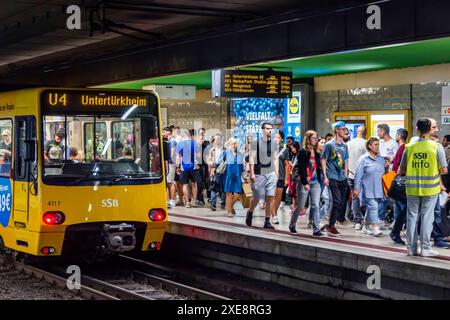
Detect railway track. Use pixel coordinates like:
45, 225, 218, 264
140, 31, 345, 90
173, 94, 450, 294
78, 256, 230, 300
0, 254, 118, 300
0, 253, 229, 300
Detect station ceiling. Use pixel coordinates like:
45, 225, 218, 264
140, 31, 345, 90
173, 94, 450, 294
0, 0, 322, 73
97, 36, 450, 90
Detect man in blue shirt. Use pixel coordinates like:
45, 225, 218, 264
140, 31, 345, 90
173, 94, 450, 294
176, 129, 202, 208
321, 121, 349, 236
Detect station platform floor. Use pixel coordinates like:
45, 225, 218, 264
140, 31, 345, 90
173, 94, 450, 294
167, 203, 450, 269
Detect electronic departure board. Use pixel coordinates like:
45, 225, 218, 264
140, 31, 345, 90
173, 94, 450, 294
212, 69, 292, 98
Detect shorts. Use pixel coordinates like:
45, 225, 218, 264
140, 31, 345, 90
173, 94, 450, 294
180, 169, 202, 185
251, 172, 277, 200
276, 180, 285, 188
166, 163, 175, 183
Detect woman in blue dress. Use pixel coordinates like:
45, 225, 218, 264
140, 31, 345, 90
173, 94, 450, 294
223, 138, 244, 217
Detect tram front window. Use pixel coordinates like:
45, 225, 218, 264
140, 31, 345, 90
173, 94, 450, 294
42, 112, 162, 185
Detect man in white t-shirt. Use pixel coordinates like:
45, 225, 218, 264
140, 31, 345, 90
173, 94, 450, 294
378, 124, 399, 164
377, 123, 399, 228
346, 126, 367, 230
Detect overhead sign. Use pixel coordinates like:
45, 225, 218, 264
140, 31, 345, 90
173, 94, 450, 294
41, 89, 156, 115
212, 69, 292, 98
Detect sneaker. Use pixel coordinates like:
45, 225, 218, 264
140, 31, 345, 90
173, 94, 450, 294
272, 216, 279, 225
208, 203, 216, 211
361, 226, 373, 235
326, 225, 340, 237
421, 248, 439, 257
263, 221, 275, 229
313, 230, 325, 237
245, 211, 253, 227
434, 240, 449, 249
306, 221, 313, 229
389, 232, 405, 245
289, 226, 298, 235
169, 200, 176, 208
371, 225, 383, 237
192, 201, 199, 208
185, 202, 191, 208
354, 223, 362, 231
280, 201, 286, 209
407, 248, 420, 256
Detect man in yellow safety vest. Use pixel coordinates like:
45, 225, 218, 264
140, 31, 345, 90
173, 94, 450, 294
398, 118, 448, 257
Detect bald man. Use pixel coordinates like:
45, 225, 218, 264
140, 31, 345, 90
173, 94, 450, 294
346, 125, 367, 230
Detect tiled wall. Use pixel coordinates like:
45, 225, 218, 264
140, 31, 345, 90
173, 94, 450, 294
315, 82, 450, 136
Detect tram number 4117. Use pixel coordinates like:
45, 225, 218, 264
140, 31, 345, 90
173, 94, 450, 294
0, 194, 11, 212
48, 201, 61, 206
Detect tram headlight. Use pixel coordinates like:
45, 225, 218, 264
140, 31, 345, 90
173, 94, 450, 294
149, 209, 166, 222
43, 211, 65, 225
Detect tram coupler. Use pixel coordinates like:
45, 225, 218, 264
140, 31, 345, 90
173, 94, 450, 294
101, 223, 136, 254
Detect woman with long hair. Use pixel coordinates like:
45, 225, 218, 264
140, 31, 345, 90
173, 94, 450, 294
354, 137, 387, 237
289, 131, 323, 236
223, 137, 244, 217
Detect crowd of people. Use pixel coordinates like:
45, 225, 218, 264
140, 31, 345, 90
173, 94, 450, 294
163, 118, 450, 257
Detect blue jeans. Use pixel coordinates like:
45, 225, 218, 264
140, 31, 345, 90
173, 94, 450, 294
365, 198, 382, 224
391, 200, 406, 238
378, 198, 389, 222
432, 199, 444, 242
348, 178, 363, 224
210, 191, 225, 207
406, 195, 439, 251
291, 180, 321, 233
319, 186, 332, 220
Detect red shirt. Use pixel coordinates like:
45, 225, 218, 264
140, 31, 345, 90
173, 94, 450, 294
392, 144, 405, 172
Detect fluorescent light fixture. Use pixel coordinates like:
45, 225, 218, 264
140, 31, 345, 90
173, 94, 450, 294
121, 104, 139, 120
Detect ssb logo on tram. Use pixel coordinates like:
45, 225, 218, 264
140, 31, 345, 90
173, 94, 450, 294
101, 199, 119, 208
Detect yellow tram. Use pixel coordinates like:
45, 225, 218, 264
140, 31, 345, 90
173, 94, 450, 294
0, 88, 167, 260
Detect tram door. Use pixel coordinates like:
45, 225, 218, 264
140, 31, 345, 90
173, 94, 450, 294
13, 117, 36, 228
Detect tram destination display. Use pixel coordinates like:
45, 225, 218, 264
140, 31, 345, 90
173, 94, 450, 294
41, 89, 156, 115
212, 69, 292, 98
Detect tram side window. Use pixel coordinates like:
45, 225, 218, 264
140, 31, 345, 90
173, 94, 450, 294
0, 119, 12, 177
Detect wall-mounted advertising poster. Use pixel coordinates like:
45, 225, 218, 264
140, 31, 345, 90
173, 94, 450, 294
232, 98, 285, 139
284, 92, 302, 143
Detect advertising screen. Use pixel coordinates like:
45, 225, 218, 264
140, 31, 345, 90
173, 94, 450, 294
232, 98, 285, 138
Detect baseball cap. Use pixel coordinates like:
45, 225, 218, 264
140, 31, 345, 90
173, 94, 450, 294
332, 121, 346, 129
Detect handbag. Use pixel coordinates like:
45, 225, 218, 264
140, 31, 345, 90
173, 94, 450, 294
215, 150, 227, 175
382, 171, 396, 197
387, 175, 406, 202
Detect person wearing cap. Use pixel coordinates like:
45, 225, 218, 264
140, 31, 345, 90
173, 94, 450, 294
0, 129, 12, 163
320, 121, 349, 236
44, 129, 66, 162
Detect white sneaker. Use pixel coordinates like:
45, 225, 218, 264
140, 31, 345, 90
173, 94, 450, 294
407, 248, 420, 256
361, 226, 373, 235
354, 223, 362, 231
421, 249, 439, 257
169, 200, 176, 208
372, 225, 383, 237
272, 216, 279, 225
280, 201, 286, 209
378, 220, 387, 230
